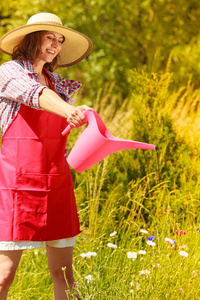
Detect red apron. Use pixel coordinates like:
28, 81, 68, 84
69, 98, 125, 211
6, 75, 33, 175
0, 102, 81, 241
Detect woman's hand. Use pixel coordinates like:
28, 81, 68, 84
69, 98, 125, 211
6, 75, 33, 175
66, 105, 93, 128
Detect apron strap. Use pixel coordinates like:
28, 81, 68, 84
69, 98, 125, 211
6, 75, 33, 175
42, 69, 55, 91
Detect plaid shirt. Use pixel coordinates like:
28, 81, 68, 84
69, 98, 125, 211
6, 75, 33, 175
0, 59, 82, 137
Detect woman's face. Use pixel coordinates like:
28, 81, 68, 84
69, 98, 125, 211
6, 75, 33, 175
40, 31, 64, 63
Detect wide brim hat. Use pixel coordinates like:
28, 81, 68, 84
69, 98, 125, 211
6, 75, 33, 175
0, 12, 93, 67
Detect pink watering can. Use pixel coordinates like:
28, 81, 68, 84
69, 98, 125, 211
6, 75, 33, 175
62, 110, 155, 173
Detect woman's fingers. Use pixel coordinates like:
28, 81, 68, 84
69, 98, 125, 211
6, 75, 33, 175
67, 108, 86, 127
66, 105, 93, 128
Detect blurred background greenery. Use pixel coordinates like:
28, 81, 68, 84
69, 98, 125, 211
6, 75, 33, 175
1, 0, 200, 100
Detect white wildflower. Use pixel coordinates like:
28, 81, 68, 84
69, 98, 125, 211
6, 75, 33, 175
110, 231, 117, 237
139, 270, 150, 275
179, 251, 188, 258
107, 243, 118, 249
127, 251, 137, 259
165, 237, 175, 244
140, 229, 148, 234
34, 249, 39, 255
138, 250, 146, 255
147, 240, 156, 247
80, 251, 97, 258
85, 275, 94, 283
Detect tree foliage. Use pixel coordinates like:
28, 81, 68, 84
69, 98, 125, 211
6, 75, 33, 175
1, 0, 200, 99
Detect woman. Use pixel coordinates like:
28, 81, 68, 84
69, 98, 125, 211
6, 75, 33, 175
0, 12, 93, 299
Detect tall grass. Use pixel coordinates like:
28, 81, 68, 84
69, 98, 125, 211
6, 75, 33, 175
8, 173, 200, 299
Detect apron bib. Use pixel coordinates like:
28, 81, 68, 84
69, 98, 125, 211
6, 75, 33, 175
0, 103, 81, 241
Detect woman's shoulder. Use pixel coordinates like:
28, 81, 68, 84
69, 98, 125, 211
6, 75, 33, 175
0, 60, 19, 69
0, 59, 30, 73
0, 60, 25, 78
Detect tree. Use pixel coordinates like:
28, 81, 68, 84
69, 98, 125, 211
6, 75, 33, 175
1, 0, 200, 100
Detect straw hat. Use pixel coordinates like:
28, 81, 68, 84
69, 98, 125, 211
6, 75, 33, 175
0, 12, 92, 67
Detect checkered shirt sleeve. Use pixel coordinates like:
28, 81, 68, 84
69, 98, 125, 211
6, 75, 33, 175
0, 61, 45, 108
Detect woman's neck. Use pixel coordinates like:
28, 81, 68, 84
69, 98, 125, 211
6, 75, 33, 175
33, 60, 45, 77
32, 61, 49, 87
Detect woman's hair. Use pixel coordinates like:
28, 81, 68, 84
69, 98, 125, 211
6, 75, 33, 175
12, 31, 59, 72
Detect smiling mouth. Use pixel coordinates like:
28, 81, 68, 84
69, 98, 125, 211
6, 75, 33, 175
47, 50, 55, 54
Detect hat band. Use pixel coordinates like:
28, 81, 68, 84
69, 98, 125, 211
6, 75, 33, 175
27, 21, 63, 26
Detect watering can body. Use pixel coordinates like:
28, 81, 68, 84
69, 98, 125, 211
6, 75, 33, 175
62, 110, 155, 173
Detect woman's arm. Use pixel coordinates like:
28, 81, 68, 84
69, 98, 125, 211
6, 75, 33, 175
0, 61, 92, 128
39, 87, 92, 128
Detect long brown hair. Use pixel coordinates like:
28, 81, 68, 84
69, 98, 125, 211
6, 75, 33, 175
12, 31, 59, 72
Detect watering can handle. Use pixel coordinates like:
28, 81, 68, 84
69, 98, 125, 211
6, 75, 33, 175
61, 110, 89, 136
62, 125, 73, 136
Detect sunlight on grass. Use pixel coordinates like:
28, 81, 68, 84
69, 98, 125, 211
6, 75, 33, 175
8, 177, 200, 299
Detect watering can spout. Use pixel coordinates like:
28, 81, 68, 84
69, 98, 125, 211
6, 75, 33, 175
62, 110, 155, 173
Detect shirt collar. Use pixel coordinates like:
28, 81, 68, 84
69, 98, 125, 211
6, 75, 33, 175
16, 59, 39, 77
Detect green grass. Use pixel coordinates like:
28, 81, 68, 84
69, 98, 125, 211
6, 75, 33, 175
8, 174, 200, 299
73, 226, 200, 299
8, 223, 200, 299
